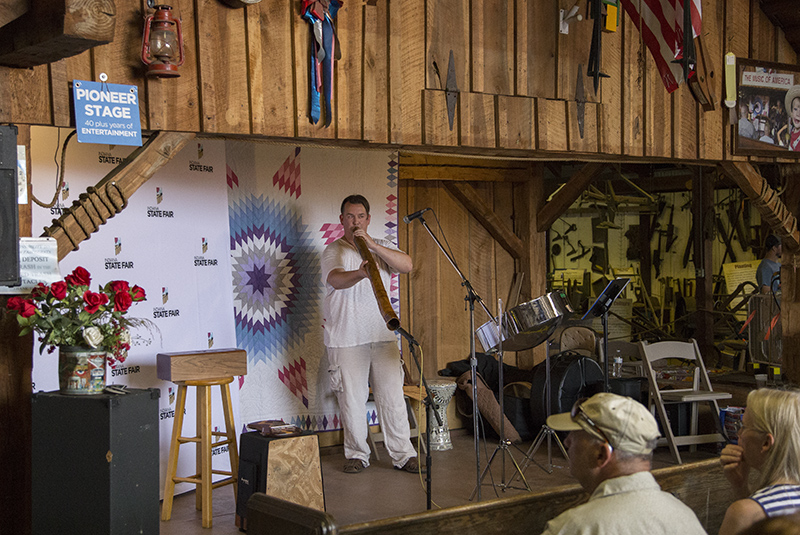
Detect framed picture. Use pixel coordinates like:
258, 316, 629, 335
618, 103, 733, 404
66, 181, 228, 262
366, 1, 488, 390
734, 58, 800, 157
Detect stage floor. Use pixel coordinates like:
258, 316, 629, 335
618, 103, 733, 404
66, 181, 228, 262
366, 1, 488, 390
159, 428, 719, 534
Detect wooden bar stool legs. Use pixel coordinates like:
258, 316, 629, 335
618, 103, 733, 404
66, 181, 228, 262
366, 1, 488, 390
161, 377, 239, 528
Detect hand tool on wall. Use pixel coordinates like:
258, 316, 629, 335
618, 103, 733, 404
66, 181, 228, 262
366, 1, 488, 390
587, 0, 610, 94
570, 240, 591, 261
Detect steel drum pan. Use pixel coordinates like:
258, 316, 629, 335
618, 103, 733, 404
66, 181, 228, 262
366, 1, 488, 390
475, 291, 573, 353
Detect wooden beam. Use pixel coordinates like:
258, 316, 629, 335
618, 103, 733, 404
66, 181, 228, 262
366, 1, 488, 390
718, 162, 800, 250
537, 162, 604, 231
444, 182, 525, 259
0, 0, 115, 68
399, 153, 532, 182
42, 131, 195, 260
329, 458, 729, 534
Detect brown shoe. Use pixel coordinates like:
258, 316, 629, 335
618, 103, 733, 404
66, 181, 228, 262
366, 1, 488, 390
343, 459, 365, 473
395, 457, 426, 474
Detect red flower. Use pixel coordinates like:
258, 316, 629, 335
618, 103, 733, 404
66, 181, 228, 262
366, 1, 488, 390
65, 266, 91, 287
31, 283, 49, 299
7, 296, 37, 318
50, 281, 68, 300
82, 290, 109, 314
131, 285, 146, 301
110, 280, 130, 294
114, 291, 133, 312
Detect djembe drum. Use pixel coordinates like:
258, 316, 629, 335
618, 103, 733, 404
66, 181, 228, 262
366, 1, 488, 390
426, 379, 457, 451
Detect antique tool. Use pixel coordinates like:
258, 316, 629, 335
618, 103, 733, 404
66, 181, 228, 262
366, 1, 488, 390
576, 64, 586, 138
653, 223, 664, 279
445, 50, 458, 131
570, 240, 591, 261
682, 223, 694, 268
665, 205, 677, 252
587, 0, 610, 94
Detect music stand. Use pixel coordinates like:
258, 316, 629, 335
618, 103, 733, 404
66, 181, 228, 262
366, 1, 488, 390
582, 277, 630, 392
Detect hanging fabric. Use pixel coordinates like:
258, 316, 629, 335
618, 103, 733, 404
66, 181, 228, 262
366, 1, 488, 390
302, 0, 342, 126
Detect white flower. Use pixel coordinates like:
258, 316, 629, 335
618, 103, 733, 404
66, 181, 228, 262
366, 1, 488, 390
119, 329, 131, 345
82, 326, 103, 348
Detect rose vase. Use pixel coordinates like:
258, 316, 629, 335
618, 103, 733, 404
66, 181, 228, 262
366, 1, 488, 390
58, 346, 107, 395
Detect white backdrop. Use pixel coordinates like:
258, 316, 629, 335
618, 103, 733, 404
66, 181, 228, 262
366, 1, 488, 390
28, 128, 403, 499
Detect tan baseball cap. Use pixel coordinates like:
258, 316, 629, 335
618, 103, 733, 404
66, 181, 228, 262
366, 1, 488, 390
547, 392, 661, 455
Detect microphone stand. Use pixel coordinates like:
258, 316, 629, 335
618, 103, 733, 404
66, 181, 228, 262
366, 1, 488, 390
409, 214, 494, 501
396, 327, 440, 510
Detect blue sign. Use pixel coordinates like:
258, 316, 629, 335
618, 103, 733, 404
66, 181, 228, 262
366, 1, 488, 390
72, 80, 142, 146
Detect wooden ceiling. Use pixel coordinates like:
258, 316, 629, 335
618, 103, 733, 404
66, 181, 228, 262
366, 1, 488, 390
759, 0, 800, 56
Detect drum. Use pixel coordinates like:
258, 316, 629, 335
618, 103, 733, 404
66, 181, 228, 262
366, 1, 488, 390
528, 352, 604, 430
475, 291, 573, 353
425, 380, 457, 451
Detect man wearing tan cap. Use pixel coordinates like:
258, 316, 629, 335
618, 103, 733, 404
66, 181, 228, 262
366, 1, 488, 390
540, 393, 707, 535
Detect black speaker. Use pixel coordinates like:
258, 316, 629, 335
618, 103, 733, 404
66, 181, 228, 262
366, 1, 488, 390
31, 389, 161, 535
0, 125, 20, 286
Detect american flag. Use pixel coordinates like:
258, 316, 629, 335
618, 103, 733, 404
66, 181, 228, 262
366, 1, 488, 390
621, 0, 703, 93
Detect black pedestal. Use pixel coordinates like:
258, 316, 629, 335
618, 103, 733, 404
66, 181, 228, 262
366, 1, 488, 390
31, 389, 160, 535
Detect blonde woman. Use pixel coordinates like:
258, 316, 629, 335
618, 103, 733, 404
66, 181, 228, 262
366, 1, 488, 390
719, 388, 800, 535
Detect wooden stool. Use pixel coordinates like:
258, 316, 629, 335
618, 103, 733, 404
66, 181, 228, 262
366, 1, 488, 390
161, 377, 239, 528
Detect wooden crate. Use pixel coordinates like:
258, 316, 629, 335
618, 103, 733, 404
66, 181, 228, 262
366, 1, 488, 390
156, 348, 247, 382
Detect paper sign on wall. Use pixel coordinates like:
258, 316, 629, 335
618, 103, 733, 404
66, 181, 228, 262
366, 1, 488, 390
72, 80, 142, 147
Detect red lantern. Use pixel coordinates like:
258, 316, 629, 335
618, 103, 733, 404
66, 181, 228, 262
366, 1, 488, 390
141, 5, 184, 78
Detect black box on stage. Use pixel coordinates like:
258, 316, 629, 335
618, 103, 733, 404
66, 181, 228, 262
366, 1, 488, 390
246, 492, 336, 535
609, 377, 648, 405
31, 389, 160, 535
236, 431, 324, 531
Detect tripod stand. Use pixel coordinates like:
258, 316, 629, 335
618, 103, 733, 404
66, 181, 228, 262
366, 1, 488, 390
511, 340, 568, 479
469, 299, 531, 498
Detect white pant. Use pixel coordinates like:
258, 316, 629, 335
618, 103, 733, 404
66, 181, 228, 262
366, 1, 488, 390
327, 342, 416, 467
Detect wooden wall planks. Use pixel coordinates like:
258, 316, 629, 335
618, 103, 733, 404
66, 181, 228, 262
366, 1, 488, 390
1, 0, 798, 164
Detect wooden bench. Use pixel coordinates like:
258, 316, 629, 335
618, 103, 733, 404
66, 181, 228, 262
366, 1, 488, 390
246, 458, 731, 535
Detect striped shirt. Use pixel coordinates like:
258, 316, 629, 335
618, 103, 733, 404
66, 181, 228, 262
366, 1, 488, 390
750, 484, 800, 517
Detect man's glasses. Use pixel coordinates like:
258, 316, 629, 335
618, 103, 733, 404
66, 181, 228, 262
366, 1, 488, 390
571, 397, 614, 450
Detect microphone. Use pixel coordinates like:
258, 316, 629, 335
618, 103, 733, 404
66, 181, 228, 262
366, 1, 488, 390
403, 208, 430, 224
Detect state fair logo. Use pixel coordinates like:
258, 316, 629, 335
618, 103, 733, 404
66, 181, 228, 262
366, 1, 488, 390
98, 151, 124, 165
147, 187, 174, 218
208, 331, 214, 348
153, 286, 180, 319
194, 237, 218, 267
189, 144, 213, 173
105, 238, 133, 270
160, 387, 177, 421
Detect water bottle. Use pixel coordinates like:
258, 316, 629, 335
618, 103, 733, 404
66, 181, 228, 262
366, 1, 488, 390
611, 356, 623, 378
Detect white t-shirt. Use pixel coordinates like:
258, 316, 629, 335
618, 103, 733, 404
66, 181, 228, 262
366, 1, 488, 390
321, 237, 400, 348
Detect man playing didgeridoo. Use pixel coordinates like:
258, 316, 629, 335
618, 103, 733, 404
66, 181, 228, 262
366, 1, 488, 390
321, 194, 422, 474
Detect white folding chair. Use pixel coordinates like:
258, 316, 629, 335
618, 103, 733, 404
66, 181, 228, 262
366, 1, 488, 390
638, 339, 732, 464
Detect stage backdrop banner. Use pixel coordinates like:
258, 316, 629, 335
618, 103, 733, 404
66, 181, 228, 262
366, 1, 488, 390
29, 127, 238, 499
225, 142, 401, 433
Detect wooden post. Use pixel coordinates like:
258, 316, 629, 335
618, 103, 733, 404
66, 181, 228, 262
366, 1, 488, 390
693, 169, 715, 359
516, 164, 547, 368
780, 169, 800, 384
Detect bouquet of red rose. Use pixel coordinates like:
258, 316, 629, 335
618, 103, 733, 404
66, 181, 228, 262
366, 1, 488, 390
6, 266, 151, 365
